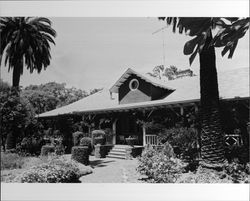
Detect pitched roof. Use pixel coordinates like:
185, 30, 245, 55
109, 68, 174, 93
38, 67, 249, 118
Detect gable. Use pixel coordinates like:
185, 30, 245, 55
119, 75, 151, 104
119, 74, 172, 104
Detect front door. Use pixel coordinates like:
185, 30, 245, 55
116, 113, 142, 145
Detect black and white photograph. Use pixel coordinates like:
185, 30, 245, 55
0, 1, 249, 201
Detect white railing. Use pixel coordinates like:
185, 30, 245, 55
145, 134, 158, 145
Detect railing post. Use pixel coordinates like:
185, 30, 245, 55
142, 124, 146, 146
112, 119, 117, 145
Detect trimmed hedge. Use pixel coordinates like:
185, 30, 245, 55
41, 145, 55, 156
72, 131, 84, 146
71, 146, 89, 165
93, 137, 105, 145
80, 137, 93, 155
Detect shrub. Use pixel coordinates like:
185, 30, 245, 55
40, 145, 55, 156
80, 137, 93, 155
224, 162, 250, 183
71, 146, 89, 165
93, 137, 105, 145
225, 145, 249, 164
137, 144, 186, 183
19, 157, 87, 183
1, 152, 24, 170
72, 131, 84, 146
18, 137, 45, 156
158, 127, 199, 160
176, 166, 233, 183
92, 130, 105, 138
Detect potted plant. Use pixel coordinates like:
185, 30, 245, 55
125, 136, 137, 147
92, 130, 106, 145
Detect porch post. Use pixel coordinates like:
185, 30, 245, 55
142, 124, 146, 146
112, 119, 117, 144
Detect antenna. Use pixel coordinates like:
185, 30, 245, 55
152, 26, 168, 68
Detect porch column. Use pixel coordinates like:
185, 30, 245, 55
112, 119, 117, 144
142, 124, 146, 146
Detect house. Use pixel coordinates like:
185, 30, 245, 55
38, 67, 249, 147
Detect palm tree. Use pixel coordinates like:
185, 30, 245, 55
0, 17, 56, 87
0, 17, 56, 150
160, 17, 249, 168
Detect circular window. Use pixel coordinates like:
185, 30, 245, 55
129, 79, 139, 91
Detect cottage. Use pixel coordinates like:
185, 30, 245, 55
38, 67, 249, 149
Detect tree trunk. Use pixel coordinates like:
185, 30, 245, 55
199, 30, 226, 168
12, 62, 22, 87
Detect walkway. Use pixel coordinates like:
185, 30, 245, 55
80, 156, 143, 183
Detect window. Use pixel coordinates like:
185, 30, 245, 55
129, 79, 139, 91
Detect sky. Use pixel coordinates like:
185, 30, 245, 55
1, 17, 249, 92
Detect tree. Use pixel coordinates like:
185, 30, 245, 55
1, 88, 36, 150
147, 65, 194, 80
0, 17, 56, 87
160, 17, 249, 168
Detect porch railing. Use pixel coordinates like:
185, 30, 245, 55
145, 134, 159, 145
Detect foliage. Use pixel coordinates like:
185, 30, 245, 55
1, 152, 25, 170
92, 129, 105, 137
158, 127, 199, 155
72, 131, 84, 146
176, 166, 233, 183
40, 145, 55, 156
93, 137, 105, 145
137, 143, 186, 183
224, 162, 250, 183
17, 136, 45, 156
160, 17, 249, 65
18, 156, 89, 183
0, 17, 56, 87
225, 145, 250, 164
1, 88, 36, 150
21, 89, 59, 114
80, 137, 93, 154
71, 146, 89, 165
147, 65, 195, 80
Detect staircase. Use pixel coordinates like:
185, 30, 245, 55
106, 145, 129, 159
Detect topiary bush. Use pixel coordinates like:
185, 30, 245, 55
41, 145, 55, 156
71, 146, 89, 165
137, 143, 186, 183
72, 131, 84, 146
80, 137, 93, 155
93, 137, 105, 145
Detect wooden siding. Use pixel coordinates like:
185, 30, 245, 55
119, 74, 171, 104
119, 75, 151, 104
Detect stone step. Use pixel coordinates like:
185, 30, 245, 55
109, 151, 126, 156
106, 154, 126, 159
111, 148, 127, 153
